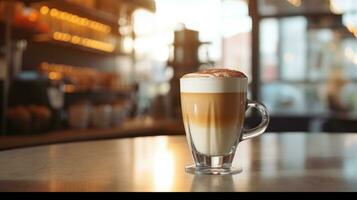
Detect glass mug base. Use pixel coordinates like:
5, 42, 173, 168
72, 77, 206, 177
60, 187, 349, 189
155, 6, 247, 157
185, 152, 242, 175
185, 165, 242, 175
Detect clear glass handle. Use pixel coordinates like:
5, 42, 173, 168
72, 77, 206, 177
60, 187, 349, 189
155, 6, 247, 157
241, 100, 270, 141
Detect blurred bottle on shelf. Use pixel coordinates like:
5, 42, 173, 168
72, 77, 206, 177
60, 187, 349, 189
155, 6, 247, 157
325, 68, 350, 113
111, 100, 131, 127
68, 100, 91, 129
91, 103, 112, 129
39, 62, 121, 92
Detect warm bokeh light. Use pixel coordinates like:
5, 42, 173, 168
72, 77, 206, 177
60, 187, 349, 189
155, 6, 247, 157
28, 12, 39, 22
153, 138, 174, 191
132, 136, 175, 191
122, 37, 134, 53
329, 0, 343, 14
71, 36, 81, 44
49, 8, 59, 18
41, 6, 111, 34
48, 72, 62, 80
52, 32, 114, 53
287, 0, 301, 7
40, 6, 50, 15
329, 0, 357, 14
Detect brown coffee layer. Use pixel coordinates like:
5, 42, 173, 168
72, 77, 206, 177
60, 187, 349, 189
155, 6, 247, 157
181, 93, 246, 128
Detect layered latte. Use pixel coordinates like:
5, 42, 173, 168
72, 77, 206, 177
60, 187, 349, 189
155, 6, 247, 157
180, 69, 247, 156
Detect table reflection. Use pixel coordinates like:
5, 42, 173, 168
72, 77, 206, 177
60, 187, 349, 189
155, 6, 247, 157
132, 137, 176, 191
190, 175, 235, 192
342, 135, 357, 180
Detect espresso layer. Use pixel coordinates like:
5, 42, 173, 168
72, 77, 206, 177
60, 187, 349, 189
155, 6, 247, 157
181, 92, 247, 155
181, 93, 246, 127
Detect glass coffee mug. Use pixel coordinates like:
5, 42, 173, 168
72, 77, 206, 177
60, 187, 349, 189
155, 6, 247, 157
180, 76, 269, 175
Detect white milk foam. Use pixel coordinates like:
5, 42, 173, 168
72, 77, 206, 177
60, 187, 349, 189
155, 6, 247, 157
180, 78, 247, 93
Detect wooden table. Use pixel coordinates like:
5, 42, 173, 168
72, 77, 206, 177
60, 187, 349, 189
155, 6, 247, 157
1, 133, 357, 192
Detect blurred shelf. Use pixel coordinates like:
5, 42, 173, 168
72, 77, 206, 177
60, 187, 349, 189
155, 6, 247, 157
43, 1, 119, 29
21, 0, 156, 13
0, 117, 184, 151
257, 11, 343, 19
0, 21, 46, 40
19, 0, 118, 29
18, 0, 47, 6
122, 0, 156, 12
29, 0, 156, 30
65, 88, 135, 103
262, 80, 357, 85
32, 36, 129, 56
254, 0, 341, 19
269, 110, 357, 120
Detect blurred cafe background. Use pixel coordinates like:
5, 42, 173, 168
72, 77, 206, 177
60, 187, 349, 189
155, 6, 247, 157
1, 0, 357, 149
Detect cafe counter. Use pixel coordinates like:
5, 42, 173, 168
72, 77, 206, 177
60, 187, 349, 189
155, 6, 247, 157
0, 117, 184, 150
1, 133, 357, 192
